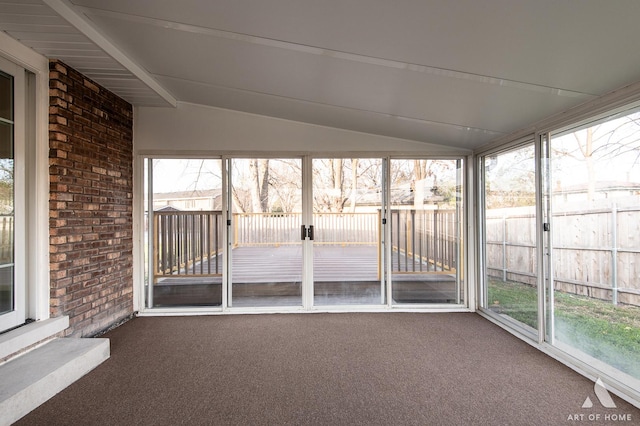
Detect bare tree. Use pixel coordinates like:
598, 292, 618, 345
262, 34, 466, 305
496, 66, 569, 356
553, 113, 640, 202
313, 158, 380, 213
484, 147, 536, 209
249, 159, 269, 212
349, 159, 358, 212
231, 186, 248, 213
574, 127, 596, 201
268, 159, 302, 213
410, 160, 455, 207
330, 159, 345, 212
0, 159, 12, 214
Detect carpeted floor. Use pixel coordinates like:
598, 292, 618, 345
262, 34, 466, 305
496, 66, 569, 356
16, 313, 640, 425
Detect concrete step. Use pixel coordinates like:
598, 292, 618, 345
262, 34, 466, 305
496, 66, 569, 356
0, 337, 110, 425
0, 316, 69, 362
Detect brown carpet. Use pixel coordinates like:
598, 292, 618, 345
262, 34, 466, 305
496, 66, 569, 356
16, 313, 640, 425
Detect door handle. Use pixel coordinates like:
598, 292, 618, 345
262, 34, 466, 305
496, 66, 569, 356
300, 225, 315, 240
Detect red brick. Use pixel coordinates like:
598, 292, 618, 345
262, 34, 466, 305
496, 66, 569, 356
49, 60, 133, 337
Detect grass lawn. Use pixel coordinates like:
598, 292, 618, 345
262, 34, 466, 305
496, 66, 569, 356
488, 279, 640, 379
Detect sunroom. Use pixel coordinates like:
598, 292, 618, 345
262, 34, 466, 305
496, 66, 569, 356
0, 0, 639, 422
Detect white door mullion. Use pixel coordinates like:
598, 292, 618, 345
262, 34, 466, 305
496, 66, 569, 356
302, 156, 313, 310
224, 157, 232, 309
382, 157, 391, 307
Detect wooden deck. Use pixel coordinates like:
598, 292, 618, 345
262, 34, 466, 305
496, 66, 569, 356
152, 245, 459, 307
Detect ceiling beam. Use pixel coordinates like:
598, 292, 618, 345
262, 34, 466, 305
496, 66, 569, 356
42, 0, 177, 107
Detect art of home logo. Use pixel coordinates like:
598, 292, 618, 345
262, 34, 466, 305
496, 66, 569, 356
566, 378, 633, 422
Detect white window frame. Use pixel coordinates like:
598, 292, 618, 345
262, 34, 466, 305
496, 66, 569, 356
475, 86, 640, 408
136, 153, 474, 314
0, 56, 25, 331
0, 32, 50, 328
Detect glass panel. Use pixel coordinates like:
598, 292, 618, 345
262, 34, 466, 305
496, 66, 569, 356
550, 110, 640, 380
390, 159, 464, 305
312, 158, 383, 305
230, 159, 302, 307
0, 96, 13, 315
483, 146, 538, 329
0, 71, 12, 121
146, 159, 224, 307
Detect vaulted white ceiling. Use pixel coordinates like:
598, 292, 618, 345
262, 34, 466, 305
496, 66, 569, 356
2, 0, 640, 149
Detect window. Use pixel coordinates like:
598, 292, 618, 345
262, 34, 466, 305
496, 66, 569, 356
547, 108, 640, 383
479, 106, 640, 402
0, 56, 24, 331
480, 143, 538, 334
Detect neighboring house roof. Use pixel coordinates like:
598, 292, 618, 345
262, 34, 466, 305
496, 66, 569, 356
153, 189, 224, 211
155, 205, 181, 212
152, 189, 223, 200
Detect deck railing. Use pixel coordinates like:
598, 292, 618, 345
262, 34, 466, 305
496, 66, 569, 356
390, 209, 458, 273
233, 212, 380, 246
153, 211, 224, 279
153, 209, 459, 280
233, 213, 302, 246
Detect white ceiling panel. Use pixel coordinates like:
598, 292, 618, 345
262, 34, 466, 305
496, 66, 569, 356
30, 47, 106, 58
67, 57, 128, 70
71, 0, 640, 93
0, 0, 171, 106
0, 3, 54, 15
156, 75, 504, 149
18, 40, 94, 50
83, 12, 594, 137
7, 31, 91, 43
2, 0, 640, 149
0, 12, 66, 26
0, 22, 78, 33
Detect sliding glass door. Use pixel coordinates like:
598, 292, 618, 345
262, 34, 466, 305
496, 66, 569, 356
145, 159, 224, 308
389, 159, 465, 305
229, 158, 303, 307
547, 110, 640, 382
312, 158, 384, 306
479, 108, 640, 398
145, 155, 469, 310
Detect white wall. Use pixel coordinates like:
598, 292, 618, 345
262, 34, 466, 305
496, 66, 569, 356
135, 102, 471, 155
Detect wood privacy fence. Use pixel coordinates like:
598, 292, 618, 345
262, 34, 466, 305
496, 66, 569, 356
486, 204, 640, 307
152, 209, 459, 281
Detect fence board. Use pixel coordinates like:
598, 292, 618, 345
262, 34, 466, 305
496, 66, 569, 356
487, 204, 640, 307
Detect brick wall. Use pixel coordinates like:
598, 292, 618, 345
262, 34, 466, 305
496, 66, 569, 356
48, 60, 134, 337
